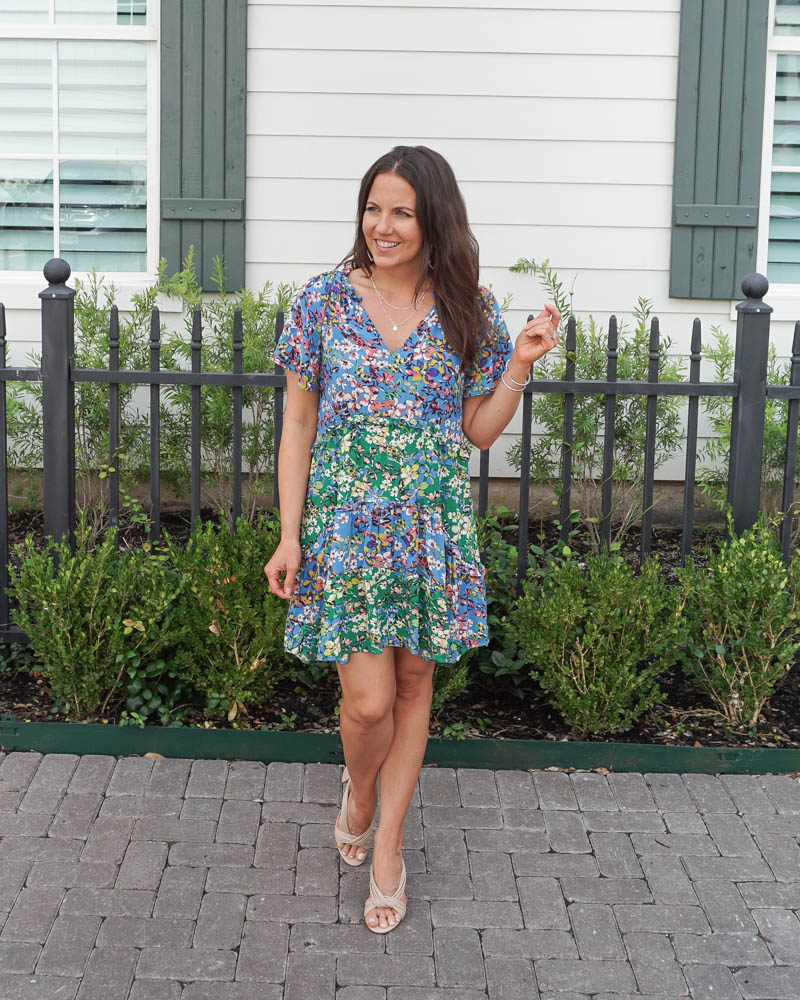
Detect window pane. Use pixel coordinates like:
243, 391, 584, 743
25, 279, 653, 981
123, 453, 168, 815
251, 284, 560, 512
0, 159, 54, 271
55, 0, 147, 24
773, 56, 800, 168
0, 0, 48, 23
59, 159, 146, 271
117, 0, 146, 25
769, 172, 800, 284
776, 0, 800, 36
0, 40, 52, 154
58, 41, 146, 157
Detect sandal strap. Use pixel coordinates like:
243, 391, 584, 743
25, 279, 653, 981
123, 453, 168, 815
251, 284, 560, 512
335, 819, 373, 849
364, 859, 407, 920
336, 768, 373, 849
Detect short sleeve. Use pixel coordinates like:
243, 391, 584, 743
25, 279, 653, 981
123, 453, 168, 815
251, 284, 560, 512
272, 279, 322, 392
463, 287, 513, 397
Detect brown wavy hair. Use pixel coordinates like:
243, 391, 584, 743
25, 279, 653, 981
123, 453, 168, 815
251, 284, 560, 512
342, 145, 487, 370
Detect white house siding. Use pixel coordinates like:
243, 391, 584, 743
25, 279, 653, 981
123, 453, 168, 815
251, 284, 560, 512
246, 0, 784, 482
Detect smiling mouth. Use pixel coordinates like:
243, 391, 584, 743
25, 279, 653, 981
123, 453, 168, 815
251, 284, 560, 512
375, 240, 400, 249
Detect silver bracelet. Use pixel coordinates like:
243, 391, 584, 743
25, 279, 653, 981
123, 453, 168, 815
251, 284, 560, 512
500, 370, 526, 392
503, 358, 531, 387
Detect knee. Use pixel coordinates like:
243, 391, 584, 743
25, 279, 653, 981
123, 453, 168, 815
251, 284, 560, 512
395, 664, 434, 703
343, 693, 393, 728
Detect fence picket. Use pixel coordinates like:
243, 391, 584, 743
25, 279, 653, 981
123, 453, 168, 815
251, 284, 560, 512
232, 308, 243, 526
681, 319, 702, 563
559, 316, 577, 545
191, 307, 202, 526
780, 321, 800, 564
640, 317, 660, 561
149, 308, 161, 544
516, 388, 532, 595
600, 316, 618, 548
478, 449, 489, 519
108, 306, 120, 543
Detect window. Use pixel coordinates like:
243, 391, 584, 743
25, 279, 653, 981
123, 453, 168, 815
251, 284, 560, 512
0, 1, 156, 274
763, 1, 800, 284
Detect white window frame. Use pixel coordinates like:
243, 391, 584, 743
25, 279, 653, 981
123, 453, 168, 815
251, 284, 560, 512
0, 0, 160, 305
755, 0, 800, 316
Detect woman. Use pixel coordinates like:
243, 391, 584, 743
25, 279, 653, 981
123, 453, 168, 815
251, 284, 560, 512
264, 145, 559, 934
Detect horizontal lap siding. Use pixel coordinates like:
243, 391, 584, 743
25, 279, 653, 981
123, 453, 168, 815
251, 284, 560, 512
242, 1, 733, 480
245, 2, 680, 298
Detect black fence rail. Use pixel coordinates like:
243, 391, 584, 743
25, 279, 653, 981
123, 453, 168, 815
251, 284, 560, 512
0, 261, 795, 644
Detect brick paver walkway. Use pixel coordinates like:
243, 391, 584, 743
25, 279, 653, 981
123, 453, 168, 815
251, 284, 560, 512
0, 753, 799, 999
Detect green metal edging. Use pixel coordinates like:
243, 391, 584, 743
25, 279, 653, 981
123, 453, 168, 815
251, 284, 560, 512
1, 717, 799, 774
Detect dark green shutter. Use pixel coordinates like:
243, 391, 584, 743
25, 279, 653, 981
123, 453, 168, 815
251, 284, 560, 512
670, 0, 768, 300
160, 0, 246, 290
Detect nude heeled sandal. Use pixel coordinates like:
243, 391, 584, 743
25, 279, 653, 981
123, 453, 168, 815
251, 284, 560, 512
364, 857, 407, 933
335, 766, 374, 867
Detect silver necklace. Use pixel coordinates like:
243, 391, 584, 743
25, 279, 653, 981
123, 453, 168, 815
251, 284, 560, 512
369, 275, 428, 333
369, 274, 419, 312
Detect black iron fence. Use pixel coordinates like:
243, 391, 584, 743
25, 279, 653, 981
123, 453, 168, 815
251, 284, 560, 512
0, 261, 797, 645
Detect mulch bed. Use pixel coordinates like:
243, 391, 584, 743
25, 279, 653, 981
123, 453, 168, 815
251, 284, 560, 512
2, 510, 799, 750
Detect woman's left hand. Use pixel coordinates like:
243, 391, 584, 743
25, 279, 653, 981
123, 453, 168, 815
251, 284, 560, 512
513, 303, 561, 367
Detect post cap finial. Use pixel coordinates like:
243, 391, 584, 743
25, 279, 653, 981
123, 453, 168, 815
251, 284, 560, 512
43, 258, 71, 285
741, 272, 769, 300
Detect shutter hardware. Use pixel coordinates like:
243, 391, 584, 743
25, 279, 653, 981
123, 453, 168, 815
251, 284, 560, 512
674, 204, 758, 227
161, 198, 244, 221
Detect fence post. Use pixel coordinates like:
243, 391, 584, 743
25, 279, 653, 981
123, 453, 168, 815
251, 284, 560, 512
727, 272, 772, 534
40, 258, 75, 547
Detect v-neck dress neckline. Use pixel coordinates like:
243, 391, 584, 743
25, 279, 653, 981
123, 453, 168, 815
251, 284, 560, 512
271, 268, 513, 667
343, 269, 436, 356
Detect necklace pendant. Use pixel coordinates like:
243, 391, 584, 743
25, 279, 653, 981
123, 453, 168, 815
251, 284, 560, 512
392, 324, 398, 333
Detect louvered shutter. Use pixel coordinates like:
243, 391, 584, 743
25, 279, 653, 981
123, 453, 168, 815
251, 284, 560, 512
669, 0, 769, 299
160, 0, 246, 289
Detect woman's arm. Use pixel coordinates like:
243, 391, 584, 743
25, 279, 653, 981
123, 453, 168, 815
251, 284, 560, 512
264, 372, 319, 599
462, 304, 560, 452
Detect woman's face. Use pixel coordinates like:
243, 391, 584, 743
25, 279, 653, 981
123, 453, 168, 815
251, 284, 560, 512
362, 172, 425, 276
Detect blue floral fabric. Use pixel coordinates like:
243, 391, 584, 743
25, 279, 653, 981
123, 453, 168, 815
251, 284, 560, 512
272, 267, 513, 664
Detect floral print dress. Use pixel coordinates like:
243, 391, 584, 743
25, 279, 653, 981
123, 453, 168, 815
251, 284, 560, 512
272, 268, 512, 665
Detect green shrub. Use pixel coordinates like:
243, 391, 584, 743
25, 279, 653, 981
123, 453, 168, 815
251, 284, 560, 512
7, 516, 183, 718
512, 550, 679, 736
677, 517, 800, 727
165, 514, 290, 720
506, 259, 683, 549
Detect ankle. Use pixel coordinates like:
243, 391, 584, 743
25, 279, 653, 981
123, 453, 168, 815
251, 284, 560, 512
373, 831, 403, 856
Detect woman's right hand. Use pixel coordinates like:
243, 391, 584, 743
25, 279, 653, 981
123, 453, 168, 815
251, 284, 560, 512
264, 538, 302, 600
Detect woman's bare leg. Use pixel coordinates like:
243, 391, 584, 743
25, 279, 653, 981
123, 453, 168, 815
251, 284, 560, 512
336, 648, 396, 863
367, 646, 434, 930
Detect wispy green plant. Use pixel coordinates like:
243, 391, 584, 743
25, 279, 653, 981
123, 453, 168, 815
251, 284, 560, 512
507, 258, 684, 549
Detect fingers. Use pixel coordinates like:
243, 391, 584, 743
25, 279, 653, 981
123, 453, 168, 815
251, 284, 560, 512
264, 560, 299, 600
283, 567, 298, 598
523, 304, 561, 338
543, 302, 561, 326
